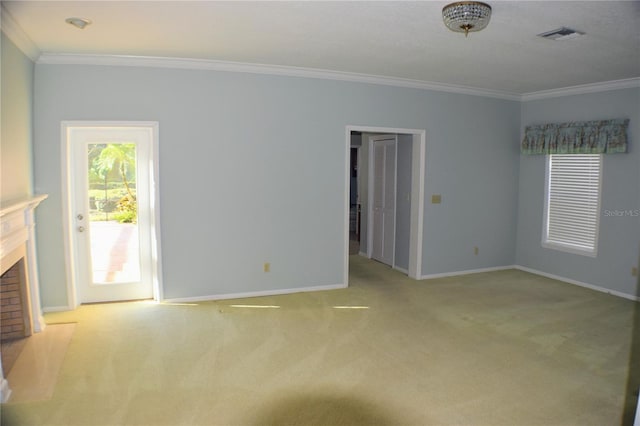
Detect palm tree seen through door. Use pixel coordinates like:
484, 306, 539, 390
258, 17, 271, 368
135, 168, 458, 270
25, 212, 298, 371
87, 142, 140, 284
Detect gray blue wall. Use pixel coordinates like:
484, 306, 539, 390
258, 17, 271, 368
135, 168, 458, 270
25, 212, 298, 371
516, 88, 640, 297
1, 33, 34, 202
33, 63, 520, 307
422, 96, 521, 275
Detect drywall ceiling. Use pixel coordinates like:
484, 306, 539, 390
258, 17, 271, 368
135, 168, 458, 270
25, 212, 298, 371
3, 1, 639, 96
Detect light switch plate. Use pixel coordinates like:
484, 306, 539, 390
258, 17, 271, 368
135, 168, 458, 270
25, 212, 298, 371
431, 194, 442, 204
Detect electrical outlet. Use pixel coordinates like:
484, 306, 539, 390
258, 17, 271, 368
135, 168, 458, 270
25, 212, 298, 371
474, 246, 479, 256
264, 262, 270, 273
632, 267, 638, 277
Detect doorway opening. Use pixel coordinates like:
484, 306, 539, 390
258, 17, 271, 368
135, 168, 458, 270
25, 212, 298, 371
62, 122, 163, 307
344, 126, 425, 284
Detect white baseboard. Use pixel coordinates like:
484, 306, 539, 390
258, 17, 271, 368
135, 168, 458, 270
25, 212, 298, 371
393, 265, 409, 274
515, 265, 640, 302
421, 265, 515, 280
42, 305, 73, 313
164, 283, 348, 304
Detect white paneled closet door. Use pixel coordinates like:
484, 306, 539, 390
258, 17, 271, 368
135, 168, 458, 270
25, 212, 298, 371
370, 135, 396, 266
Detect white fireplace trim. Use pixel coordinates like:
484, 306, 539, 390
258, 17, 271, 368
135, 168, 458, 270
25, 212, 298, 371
1, 194, 48, 332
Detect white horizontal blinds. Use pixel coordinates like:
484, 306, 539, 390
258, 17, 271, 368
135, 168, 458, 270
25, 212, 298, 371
546, 154, 601, 254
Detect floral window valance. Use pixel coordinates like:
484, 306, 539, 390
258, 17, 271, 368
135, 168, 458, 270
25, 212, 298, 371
521, 119, 629, 155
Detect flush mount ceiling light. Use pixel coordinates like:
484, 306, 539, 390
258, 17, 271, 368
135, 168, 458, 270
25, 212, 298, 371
442, 1, 492, 37
65, 17, 92, 29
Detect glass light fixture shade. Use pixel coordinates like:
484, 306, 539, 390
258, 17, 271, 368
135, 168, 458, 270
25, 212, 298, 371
442, 2, 492, 37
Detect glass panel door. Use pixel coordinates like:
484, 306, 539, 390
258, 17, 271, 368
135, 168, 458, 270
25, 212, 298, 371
87, 143, 141, 284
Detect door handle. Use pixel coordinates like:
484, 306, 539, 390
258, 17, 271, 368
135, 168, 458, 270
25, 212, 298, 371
77, 214, 84, 220
77, 226, 85, 232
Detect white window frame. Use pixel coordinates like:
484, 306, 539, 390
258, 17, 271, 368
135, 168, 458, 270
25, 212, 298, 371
542, 154, 602, 257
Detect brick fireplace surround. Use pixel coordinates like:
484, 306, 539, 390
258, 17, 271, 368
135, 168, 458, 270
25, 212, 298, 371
0, 195, 47, 402
1, 260, 30, 340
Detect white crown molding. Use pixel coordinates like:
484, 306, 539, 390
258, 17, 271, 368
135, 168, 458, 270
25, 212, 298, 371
0, 4, 40, 61
32, 53, 640, 102
521, 77, 640, 102
36, 53, 522, 101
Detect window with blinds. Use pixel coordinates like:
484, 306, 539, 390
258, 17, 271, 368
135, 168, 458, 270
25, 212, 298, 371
543, 154, 602, 257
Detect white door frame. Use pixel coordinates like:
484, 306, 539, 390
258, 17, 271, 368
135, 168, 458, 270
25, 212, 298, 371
61, 121, 163, 308
344, 126, 425, 283
367, 134, 397, 267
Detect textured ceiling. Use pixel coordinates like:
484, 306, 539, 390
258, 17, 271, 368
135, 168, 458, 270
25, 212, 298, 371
3, 1, 640, 95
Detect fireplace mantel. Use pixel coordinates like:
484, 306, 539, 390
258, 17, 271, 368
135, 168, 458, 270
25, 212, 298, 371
1, 195, 47, 255
0, 195, 48, 218
1, 194, 48, 328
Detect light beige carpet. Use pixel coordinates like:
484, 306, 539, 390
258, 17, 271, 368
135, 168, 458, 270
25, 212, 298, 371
1, 256, 638, 425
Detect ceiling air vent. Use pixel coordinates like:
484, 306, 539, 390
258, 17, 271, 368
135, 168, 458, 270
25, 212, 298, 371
537, 27, 584, 41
